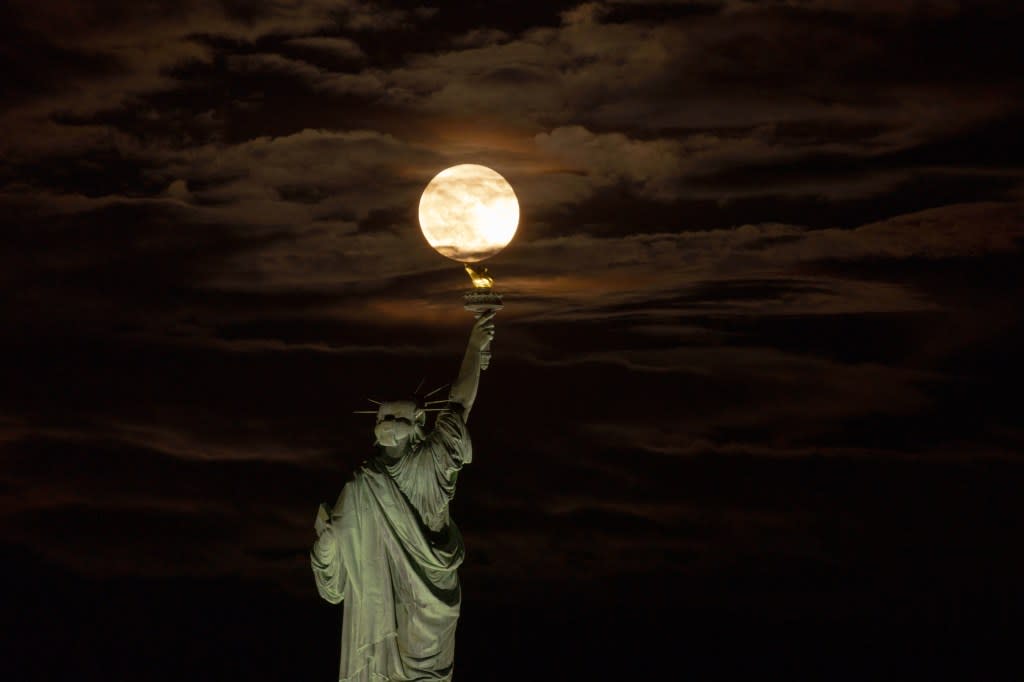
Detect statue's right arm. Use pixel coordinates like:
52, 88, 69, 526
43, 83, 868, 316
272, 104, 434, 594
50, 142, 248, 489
310, 505, 347, 604
448, 310, 496, 423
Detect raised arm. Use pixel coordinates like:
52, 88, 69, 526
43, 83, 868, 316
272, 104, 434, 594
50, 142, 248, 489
447, 310, 496, 423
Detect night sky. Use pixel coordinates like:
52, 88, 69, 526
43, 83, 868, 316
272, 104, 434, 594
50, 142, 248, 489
3, 1, 1023, 679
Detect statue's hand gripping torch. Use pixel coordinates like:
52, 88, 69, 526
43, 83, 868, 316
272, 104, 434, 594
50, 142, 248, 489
463, 265, 503, 371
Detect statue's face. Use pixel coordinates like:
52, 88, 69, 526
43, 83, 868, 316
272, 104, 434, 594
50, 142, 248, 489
374, 401, 424, 448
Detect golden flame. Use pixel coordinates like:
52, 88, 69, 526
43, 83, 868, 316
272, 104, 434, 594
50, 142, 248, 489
464, 264, 494, 289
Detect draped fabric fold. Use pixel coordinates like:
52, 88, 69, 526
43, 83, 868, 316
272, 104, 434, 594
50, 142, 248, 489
312, 409, 472, 682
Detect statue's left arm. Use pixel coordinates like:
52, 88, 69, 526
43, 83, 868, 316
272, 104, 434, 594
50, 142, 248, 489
310, 500, 347, 604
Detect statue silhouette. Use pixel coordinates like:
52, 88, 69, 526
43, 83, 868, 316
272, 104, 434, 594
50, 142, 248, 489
311, 311, 496, 681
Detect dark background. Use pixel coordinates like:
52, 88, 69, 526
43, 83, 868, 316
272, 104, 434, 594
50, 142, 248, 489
2, 1, 1023, 679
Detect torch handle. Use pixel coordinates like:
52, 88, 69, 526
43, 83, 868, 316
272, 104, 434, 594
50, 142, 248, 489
471, 309, 495, 371
464, 289, 503, 371
480, 336, 493, 371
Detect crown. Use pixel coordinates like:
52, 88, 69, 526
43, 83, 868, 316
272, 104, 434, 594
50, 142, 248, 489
351, 380, 451, 415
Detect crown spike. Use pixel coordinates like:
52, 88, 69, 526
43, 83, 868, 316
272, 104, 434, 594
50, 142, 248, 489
424, 383, 450, 398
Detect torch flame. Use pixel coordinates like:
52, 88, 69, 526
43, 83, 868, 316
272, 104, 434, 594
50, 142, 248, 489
464, 264, 494, 289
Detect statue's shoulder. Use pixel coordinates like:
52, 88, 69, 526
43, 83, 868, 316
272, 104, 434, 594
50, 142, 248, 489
337, 458, 383, 504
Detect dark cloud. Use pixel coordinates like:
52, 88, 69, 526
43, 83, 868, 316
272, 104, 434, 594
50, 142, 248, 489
283, 36, 367, 61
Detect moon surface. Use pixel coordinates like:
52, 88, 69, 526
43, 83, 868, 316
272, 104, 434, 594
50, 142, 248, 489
418, 164, 519, 263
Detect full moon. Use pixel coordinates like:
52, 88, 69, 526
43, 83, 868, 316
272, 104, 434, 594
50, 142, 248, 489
418, 164, 519, 263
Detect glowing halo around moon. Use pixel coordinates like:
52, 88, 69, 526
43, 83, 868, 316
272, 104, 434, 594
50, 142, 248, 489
418, 164, 519, 263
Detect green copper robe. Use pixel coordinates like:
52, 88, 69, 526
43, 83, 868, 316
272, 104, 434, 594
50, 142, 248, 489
312, 409, 472, 682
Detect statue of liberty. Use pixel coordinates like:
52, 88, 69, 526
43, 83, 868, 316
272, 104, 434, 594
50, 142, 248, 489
311, 310, 496, 681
